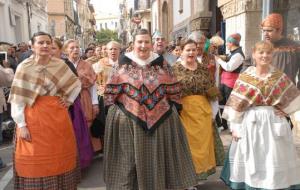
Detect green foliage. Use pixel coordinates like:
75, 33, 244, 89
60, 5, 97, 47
95, 29, 119, 44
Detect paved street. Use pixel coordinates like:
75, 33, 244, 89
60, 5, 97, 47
1, 129, 299, 190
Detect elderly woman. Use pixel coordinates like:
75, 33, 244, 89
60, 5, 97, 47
51, 38, 93, 169
173, 39, 223, 185
9, 31, 81, 189
103, 29, 197, 190
63, 39, 101, 152
220, 41, 300, 189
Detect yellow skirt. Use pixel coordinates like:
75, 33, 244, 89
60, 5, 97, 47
180, 95, 216, 174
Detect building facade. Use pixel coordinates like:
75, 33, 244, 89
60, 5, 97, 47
218, 0, 300, 57
47, 0, 77, 40
95, 12, 119, 31
0, 0, 47, 44
77, 0, 96, 48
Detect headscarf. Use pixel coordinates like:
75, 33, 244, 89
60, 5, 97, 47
261, 13, 283, 30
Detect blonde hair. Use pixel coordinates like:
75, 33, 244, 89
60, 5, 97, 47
252, 41, 274, 53
62, 39, 79, 54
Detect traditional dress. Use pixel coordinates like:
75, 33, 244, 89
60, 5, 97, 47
9, 57, 81, 189
173, 60, 224, 181
63, 58, 93, 169
221, 66, 300, 190
103, 52, 197, 190
72, 59, 101, 152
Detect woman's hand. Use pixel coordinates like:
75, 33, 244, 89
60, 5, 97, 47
18, 127, 31, 141
232, 129, 241, 142
92, 105, 99, 119
59, 97, 71, 108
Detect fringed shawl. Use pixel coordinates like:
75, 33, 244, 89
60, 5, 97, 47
8, 57, 81, 106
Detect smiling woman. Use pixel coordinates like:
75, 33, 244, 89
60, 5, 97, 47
103, 29, 198, 190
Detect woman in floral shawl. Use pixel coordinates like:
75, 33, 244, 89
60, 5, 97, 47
221, 41, 300, 189
103, 29, 197, 190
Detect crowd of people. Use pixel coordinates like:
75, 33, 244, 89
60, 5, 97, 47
0, 13, 300, 190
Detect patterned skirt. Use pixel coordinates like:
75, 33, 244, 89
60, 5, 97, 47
104, 105, 197, 190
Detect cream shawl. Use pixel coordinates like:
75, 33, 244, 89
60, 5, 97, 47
8, 57, 81, 106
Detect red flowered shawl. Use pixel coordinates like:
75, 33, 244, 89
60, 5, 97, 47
104, 54, 181, 133
223, 66, 300, 123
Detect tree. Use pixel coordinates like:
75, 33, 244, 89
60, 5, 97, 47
95, 29, 119, 44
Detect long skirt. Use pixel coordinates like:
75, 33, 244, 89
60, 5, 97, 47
180, 95, 217, 180
14, 96, 79, 189
104, 105, 197, 190
221, 106, 300, 190
69, 97, 93, 169
80, 88, 102, 152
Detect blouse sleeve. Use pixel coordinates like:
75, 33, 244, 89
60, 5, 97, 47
11, 102, 26, 128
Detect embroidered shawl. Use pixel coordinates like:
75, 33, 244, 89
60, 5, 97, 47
104, 54, 181, 133
223, 66, 300, 123
172, 60, 219, 100
8, 57, 81, 106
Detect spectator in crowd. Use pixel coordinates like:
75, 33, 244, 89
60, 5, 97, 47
220, 41, 300, 190
103, 29, 198, 189
18, 41, 33, 63
15, 42, 28, 61
7, 45, 18, 72
9, 31, 81, 189
0, 56, 14, 171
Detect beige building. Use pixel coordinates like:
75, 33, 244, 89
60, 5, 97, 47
47, 0, 76, 40
77, 0, 96, 48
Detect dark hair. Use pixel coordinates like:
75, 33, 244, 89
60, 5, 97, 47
180, 39, 197, 50
133, 29, 151, 43
31, 31, 52, 45
85, 47, 94, 54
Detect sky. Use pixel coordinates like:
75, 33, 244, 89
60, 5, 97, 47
90, 0, 121, 15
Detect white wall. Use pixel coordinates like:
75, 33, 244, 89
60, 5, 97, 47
151, 0, 158, 34
172, 0, 191, 26
97, 18, 119, 31
0, 0, 29, 44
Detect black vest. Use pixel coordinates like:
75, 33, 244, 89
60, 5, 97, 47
228, 47, 245, 73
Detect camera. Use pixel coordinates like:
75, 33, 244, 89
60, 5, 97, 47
0, 51, 7, 65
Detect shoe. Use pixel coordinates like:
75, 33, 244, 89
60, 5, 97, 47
186, 186, 197, 190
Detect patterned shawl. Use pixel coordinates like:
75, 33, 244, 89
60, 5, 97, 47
104, 54, 181, 133
8, 57, 81, 106
223, 66, 300, 123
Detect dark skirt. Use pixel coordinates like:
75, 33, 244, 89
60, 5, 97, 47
104, 105, 197, 190
69, 97, 93, 169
